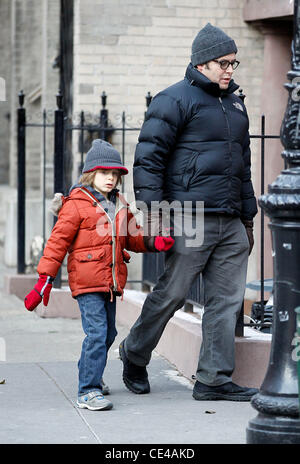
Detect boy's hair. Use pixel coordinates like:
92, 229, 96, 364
78, 169, 122, 188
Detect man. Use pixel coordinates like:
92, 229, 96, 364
119, 23, 258, 401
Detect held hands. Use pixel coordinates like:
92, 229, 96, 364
24, 275, 54, 311
154, 236, 175, 252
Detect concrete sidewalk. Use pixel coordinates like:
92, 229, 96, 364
0, 360, 255, 445
0, 276, 257, 445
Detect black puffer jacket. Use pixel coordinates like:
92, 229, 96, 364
133, 63, 257, 220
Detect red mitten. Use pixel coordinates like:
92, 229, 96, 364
154, 236, 175, 252
24, 275, 54, 311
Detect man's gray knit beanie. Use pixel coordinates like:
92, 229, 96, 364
82, 139, 128, 174
191, 23, 237, 66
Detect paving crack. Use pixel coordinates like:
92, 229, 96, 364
36, 362, 103, 444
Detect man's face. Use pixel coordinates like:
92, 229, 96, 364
196, 53, 237, 90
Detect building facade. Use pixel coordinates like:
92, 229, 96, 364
0, 0, 294, 300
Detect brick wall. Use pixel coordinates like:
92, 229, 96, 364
73, 0, 265, 288
73, 0, 264, 182
9, 0, 43, 189
8, 0, 59, 192
2, 0, 266, 289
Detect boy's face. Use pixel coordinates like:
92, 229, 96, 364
93, 169, 120, 197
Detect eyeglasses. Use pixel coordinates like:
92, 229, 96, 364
212, 59, 240, 70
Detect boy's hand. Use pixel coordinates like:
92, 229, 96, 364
24, 275, 54, 311
154, 236, 174, 252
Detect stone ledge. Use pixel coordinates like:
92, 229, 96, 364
118, 289, 271, 388
243, 0, 293, 22
4, 273, 80, 319
34, 287, 80, 319
4, 274, 37, 300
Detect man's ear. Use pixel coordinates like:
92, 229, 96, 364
196, 64, 205, 72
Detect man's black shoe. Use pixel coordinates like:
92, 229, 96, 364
119, 340, 150, 394
192, 380, 258, 401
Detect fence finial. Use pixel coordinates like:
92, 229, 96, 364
56, 89, 63, 110
146, 91, 152, 108
101, 91, 107, 109
18, 90, 25, 107
238, 89, 245, 102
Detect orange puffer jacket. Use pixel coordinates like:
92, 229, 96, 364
37, 187, 149, 298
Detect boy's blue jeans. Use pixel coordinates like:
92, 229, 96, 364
76, 292, 117, 395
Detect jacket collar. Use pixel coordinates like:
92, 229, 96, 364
84, 185, 119, 204
69, 183, 119, 204
185, 62, 239, 97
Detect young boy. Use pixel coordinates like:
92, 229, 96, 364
24, 139, 174, 411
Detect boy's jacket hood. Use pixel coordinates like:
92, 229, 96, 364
49, 183, 119, 217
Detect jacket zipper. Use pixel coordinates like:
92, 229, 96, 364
219, 96, 231, 148
79, 188, 125, 292
219, 97, 232, 203
110, 196, 126, 292
111, 220, 117, 291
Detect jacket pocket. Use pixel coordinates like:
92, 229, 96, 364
182, 152, 198, 190
74, 248, 105, 262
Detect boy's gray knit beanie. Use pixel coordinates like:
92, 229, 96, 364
191, 23, 237, 66
82, 139, 128, 174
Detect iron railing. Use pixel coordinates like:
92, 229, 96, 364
17, 89, 281, 335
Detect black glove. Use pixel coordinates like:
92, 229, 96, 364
242, 219, 254, 255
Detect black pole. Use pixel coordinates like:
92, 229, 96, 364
42, 109, 47, 251
100, 91, 108, 141
122, 111, 125, 194
17, 90, 26, 274
238, 88, 245, 102
53, 90, 64, 289
54, 90, 64, 194
79, 110, 84, 176
145, 91, 152, 120
260, 115, 265, 326
246, 0, 300, 443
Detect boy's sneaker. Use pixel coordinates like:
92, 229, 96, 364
192, 380, 258, 402
119, 339, 150, 394
100, 378, 110, 396
77, 390, 113, 410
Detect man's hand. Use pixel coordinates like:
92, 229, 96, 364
242, 220, 254, 255
24, 275, 54, 311
154, 236, 175, 252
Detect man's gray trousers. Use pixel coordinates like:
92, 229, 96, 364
125, 214, 250, 386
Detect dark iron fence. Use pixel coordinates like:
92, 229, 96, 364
17, 88, 281, 335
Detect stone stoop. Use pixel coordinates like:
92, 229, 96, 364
33, 286, 80, 319
117, 290, 271, 389
4, 273, 80, 319
4, 274, 37, 301
5, 274, 271, 387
